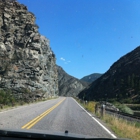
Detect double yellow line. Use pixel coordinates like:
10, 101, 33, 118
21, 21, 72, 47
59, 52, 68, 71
22, 98, 65, 129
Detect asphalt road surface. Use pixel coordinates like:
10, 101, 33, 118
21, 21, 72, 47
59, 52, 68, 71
0, 97, 116, 138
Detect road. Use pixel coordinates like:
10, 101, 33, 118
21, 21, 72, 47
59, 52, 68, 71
0, 97, 115, 138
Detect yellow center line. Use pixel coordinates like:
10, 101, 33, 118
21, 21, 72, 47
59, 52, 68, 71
21, 98, 65, 129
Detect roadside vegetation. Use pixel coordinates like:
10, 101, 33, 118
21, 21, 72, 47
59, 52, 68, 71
102, 114, 140, 140
0, 89, 57, 111
75, 98, 140, 140
125, 104, 140, 116
109, 101, 134, 115
76, 98, 96, 113
108, 100, 140, 116
126, 104, 140, 110
0, 89, 16, 108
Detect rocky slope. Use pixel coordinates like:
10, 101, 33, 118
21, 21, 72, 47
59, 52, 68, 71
0, 0, 58, 101
57, 65, 88, 97
81, 73, 102, 83
78, 46, 140, 103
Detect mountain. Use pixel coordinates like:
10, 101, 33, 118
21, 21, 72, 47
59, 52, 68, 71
78, 46, 140, 103
81, 73, 102, 83
0, 0, 58, 101
57, 65, 88, 97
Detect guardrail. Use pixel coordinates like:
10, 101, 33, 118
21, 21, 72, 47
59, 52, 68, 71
95, 104, 140, 122
106, 108, 140, 119
105, 108, 140, 122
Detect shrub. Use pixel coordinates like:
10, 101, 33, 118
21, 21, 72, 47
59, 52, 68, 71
115, 103, 134, 115
0, 89, 16, 106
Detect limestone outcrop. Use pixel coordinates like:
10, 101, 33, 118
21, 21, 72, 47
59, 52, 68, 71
0, 0, 58, 101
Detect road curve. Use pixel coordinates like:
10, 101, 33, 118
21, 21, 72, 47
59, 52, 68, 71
0, 97, 115, 138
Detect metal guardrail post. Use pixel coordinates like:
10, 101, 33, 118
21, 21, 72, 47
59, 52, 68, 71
101, 104, 105, 118
95, 104, 99, 114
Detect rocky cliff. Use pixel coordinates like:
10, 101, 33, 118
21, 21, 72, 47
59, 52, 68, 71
57, 65, 88, 97
78, 46, 140, 103
0, 0, 58, 101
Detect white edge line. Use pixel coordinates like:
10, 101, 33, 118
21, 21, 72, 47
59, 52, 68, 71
72, 98, 117, 138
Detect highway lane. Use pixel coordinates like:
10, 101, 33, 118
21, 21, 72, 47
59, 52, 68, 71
0, 97, 115, 138
0, 97, 64, 129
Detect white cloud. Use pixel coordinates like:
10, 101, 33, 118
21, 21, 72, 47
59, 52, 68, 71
60, 57, 71, 64
60, 57, 65, 61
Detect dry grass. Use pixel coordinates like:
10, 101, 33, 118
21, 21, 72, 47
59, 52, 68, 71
84, 101, 96, 113
102, 114, 140, 140
76, 99, 96, 113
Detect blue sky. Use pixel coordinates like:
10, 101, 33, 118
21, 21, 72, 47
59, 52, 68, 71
18, 0, 140, 79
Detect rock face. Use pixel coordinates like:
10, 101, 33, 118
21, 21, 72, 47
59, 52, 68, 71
0, 0, 58, 100
57, 65, 88, 97
81, 73, 102, 83
78, 46, 140, 103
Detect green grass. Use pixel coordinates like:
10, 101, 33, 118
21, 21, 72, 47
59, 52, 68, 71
117, 104, 134, 114
125, 104, 140, 110
110, 101, 134, 114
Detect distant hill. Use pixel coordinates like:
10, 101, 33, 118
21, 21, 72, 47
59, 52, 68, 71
78, 46, 140, 104
57, 65, 88, 97
81, 73, 102, 83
